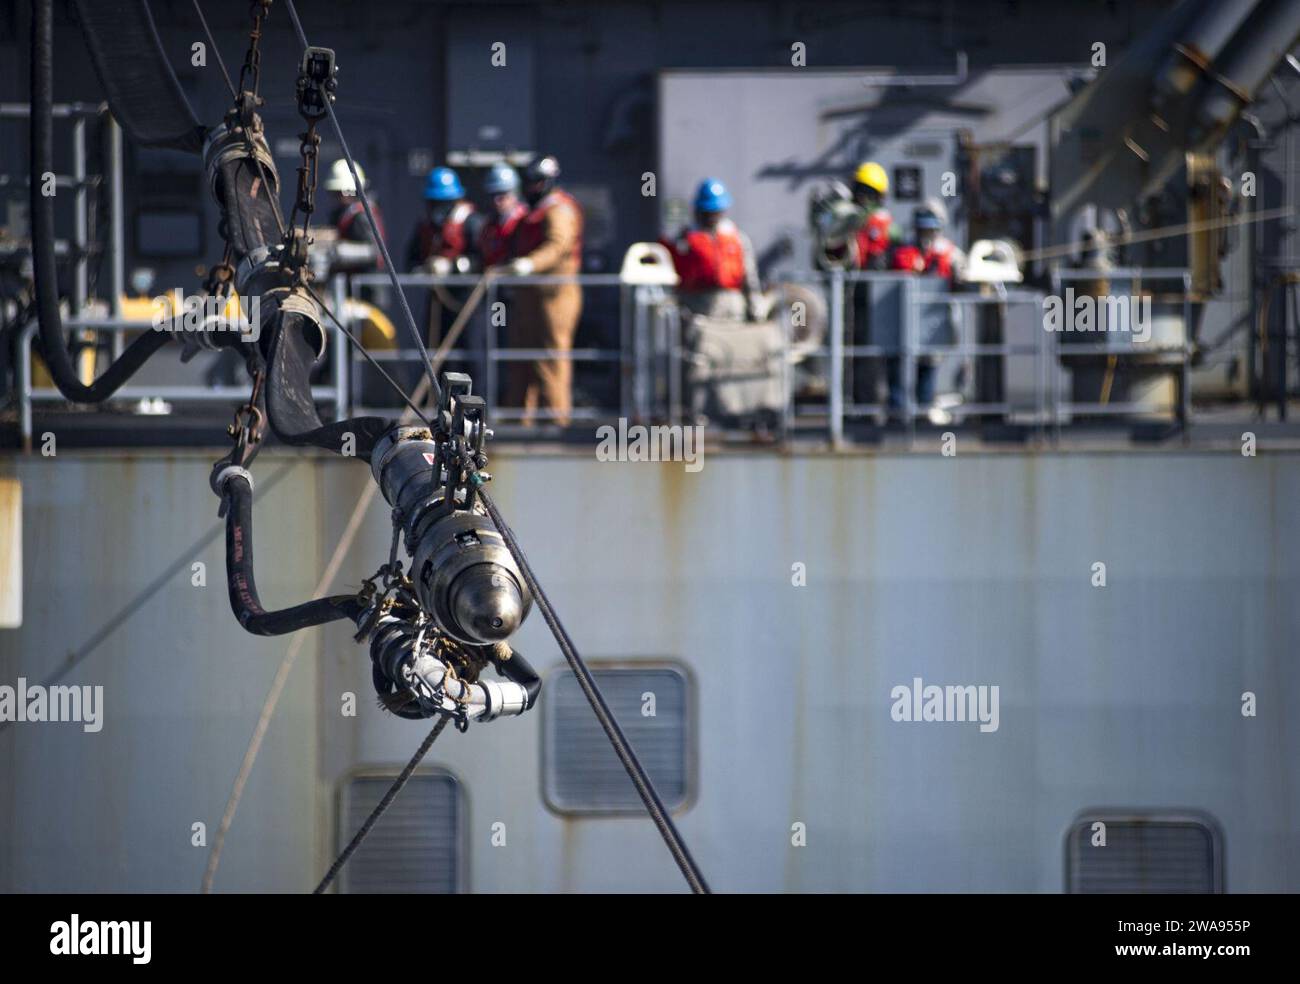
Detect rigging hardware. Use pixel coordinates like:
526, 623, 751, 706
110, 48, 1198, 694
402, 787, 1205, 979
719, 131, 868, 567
33, 0, 711, 894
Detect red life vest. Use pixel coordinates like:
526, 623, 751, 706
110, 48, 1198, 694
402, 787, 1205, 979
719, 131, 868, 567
662, 220, 748, 291
336, 199, 389, 269
477, 202, 527, 267
853, 209, 895, 267
417, 201, 476, 262
512, 189, 583, 263
892, 237, 956, 279
336, 200, 389, 241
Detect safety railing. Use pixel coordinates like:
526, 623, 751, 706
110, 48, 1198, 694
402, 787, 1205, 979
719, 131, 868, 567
763, 270, 1051, 445
19, 265, 1195, 450
330, 266, 1194, 445
15, 314, 349, 451
339, 271, 678, 426
0, 103, 123, 335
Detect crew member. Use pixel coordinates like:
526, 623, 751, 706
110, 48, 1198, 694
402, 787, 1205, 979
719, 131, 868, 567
401, 165, 480, 372
661, 178, 761, 321
476, 163, 527, 268
890, 199, 963, 412
325, 159, 386, 253
500, 155, 584, 427
891, 199, 961, 280
407, 166, 478, 274
848, 161, 899, 270
824, 161, 901, 412
323, 158, 388, 306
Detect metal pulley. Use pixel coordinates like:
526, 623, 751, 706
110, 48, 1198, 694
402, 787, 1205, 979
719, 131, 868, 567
288, 47, 336, 231
295, 47, 337, 121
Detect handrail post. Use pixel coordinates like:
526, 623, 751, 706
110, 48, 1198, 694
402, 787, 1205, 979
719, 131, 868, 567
829, 269, 845, 448
903, 275, 917, 447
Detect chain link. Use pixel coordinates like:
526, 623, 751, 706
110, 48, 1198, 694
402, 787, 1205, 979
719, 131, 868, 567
284, 47, 337, 283
236, 0, 273, 99
226, 368, 266, 468
293, 121, 321, 231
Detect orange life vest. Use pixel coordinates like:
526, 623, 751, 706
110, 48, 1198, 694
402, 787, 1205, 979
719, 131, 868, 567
662, 222, 748, 291
853, 209, 895, 268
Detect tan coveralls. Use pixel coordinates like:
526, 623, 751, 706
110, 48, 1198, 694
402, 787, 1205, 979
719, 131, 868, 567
507, 191, 584, 426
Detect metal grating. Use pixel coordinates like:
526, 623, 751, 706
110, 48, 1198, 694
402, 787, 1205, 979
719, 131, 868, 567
339, 771, 463, 894
544, 667, 690, 814
1066, 814, 1222, 894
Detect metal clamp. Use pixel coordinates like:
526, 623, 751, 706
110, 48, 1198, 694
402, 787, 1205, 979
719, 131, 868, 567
211, 464, 254, 497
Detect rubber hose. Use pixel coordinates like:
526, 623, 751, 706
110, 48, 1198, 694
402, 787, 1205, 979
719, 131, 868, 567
263, 309, 393, 458
223, 473, 363, 636
30, 0, 172, 402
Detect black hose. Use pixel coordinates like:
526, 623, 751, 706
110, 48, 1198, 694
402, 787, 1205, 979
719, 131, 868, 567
71, 0, 206, 153
29, 0, 173, 403
263, 310, 393, 458
489, 644, 541, 709
223, 473, 363, 636
35, 326, 173, 401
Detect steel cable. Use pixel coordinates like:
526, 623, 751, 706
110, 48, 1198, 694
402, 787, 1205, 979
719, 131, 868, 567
210, 282, 489, 892
313, 716, 450, 894
476, 487, 712, 895
237, 1, 712, 895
